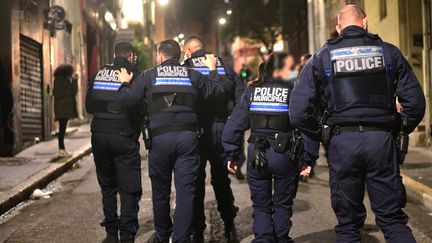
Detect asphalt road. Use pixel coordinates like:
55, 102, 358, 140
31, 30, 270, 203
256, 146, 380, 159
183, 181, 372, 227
1, 150, 432, 243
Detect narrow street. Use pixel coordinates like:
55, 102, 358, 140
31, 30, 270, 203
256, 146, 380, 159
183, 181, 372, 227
1, 145, 432, 243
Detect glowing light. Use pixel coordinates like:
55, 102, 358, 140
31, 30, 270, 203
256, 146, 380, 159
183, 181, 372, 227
158, 0, 169, 6
226, 9, 232, 15
104, 11, 114, 22
218, 17, 227, 25
178, 33, 185, 39
122, 0, 144, 25
104, 11, 117, 30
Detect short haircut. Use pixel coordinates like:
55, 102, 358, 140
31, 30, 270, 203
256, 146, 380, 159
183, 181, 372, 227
158, 39, 181, 60
338, 5, 367, 22
184, 34, 204, 48
114, 41, 135, 58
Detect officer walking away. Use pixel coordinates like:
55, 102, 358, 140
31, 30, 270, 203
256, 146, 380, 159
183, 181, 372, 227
116, 40, 225, 243
289, 5, 425, 243
182, 34, 244, 242
86, 42, 142, 243
222, 52, 313, 242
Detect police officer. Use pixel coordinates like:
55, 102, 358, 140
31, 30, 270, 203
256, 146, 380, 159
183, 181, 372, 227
289, 5, 425, 243
86, 42, 142, 243
116, 40, 226, 243
182, 35, 244, 242
222, 52, 313, 242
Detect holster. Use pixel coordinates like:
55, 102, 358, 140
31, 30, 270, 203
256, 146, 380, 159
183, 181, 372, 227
141, 118, 151, 150
290, 130, 304, 171
321, 125, 332, 145
395, 131, 409, 165
395, 117, 409, 164
269, 133, 289, 153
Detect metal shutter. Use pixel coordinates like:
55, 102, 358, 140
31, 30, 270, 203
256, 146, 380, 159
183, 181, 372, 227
19, 35, 44, 143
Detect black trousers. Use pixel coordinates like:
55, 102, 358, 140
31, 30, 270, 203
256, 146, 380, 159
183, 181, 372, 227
91, 132, 142, 240
58, 118, 68, 150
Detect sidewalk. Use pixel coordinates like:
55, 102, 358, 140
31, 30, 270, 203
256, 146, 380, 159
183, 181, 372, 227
0, 124, 92, 215
401, 146, 432, 210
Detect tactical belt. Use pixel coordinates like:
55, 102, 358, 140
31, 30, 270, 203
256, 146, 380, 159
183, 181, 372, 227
248, 132, 289, 143
150, 125, 197, 137
332, 125, 392, 135
151, 93, 196, 115
248, 132, 291, 154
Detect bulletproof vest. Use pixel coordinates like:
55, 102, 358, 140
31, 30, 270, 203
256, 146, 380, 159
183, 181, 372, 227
185, 55, 233, 117
249, 81, 292, 132
91, 64, 130, 120
147, 65, 197, 116
325, 32, 394, 113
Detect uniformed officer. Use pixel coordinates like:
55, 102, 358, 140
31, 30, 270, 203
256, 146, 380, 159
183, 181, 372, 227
182, 35, 244, 242
289, 5, 425, 243
116, 39, 226, 243
222, 52, 313, 242
86, 42, 142, 243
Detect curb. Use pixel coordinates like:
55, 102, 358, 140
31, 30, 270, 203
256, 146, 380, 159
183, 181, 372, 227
402, 173, 432, 211
0, 143, 92, 215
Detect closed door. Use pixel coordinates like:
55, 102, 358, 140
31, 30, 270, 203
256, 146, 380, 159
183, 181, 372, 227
19, 35, 44, 144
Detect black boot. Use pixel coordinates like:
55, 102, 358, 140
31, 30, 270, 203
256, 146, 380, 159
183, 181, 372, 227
235, 169, 245, 181
191, 232, 204, 243
153, 235, 169, 243
224, 222, 238, 243
102, 232, 118, 243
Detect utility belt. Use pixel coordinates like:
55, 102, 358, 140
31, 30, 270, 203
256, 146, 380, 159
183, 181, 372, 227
248, 130, 303, 170
322, 124, 407, 164
322, 125, 392, 144
150, 125, 198, 137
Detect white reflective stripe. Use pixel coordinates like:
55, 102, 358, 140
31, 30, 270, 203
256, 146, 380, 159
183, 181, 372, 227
330, 46, 384, 60
193, 67, 226, 75
154, 77, 192, 86
250, 102, 289, 112
93, 81, 121, 90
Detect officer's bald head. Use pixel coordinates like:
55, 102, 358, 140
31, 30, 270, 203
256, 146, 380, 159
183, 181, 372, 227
183, 35, 204, 58
336, 5, 368, 33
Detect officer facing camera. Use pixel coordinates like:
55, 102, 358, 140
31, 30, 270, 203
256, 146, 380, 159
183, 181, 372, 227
116, 39, 226, 243
86, 41, 142, 243
289, 5, 425, 243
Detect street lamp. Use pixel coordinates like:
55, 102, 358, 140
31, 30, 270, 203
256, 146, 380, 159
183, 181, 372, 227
104, 11, 117, 30
226, 9, 232, 15
218, 17, 227, 25
158, 0, 169, 6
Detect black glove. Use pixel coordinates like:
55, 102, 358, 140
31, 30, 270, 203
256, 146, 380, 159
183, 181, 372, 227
252, 138, 269, 170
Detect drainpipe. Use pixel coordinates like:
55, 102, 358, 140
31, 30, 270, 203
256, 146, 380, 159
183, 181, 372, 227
422, 0, 431, 145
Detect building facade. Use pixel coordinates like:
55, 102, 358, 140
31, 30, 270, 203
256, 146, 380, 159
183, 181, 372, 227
0, 0, 119, 156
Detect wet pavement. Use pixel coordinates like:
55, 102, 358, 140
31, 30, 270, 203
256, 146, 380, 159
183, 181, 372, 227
402, 146, 432, 188
0, 143, 432, 243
